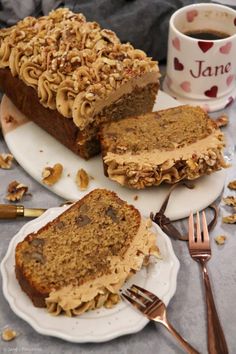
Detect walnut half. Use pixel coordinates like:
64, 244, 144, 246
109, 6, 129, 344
6, 181, 28, 202
42, 163, 63, 186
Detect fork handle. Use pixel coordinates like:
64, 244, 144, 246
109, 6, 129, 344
162, 319, 200, 354
200, 262, 228, 354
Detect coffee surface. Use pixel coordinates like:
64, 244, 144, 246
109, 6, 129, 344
184, 29, 230, 40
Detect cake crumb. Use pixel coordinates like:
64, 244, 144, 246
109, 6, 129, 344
222, 214, 236, 224
6, 181, 28, 201
134, 195, 138, 201
42, 163, 63, 186
39, 149, 43, 153
223, 196, 236, 207
1, 328, 17, 341
227, 180, 236, 190
215, 114, 229, 128
0, 153, 13, 169
76, 168, 89, 190
215, 235, 227, 245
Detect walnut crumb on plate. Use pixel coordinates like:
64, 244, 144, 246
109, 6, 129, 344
6, 181, 28, 202
215, 235, 227, 245
1, 327, 17, 341
42, 163, 63, 186
0, 153, 13, 169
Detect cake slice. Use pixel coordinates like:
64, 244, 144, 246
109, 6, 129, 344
15, 189, 160, 316
0, 8, 160, 159
99, 106, 227, 189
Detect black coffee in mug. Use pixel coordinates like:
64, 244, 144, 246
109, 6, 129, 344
184, 29, 230, 40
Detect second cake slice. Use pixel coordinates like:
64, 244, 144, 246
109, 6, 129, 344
99, 106, 227, 189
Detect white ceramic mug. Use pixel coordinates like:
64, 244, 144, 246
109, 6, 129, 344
163, 3, 236, 112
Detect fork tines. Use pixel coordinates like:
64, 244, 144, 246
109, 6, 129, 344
188, 211, 210, 247
122, 284, 159, 310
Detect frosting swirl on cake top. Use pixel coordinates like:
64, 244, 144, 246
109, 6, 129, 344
0, 8, 160, 129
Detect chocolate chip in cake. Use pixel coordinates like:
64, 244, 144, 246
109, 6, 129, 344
76, 215, 91, 227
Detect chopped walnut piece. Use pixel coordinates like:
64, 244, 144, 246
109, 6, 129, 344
215, 235, 227, 245
222, 214, 236, 224
223, 196, 236, 207
76, 168, 90, 190
1, 328, 17, 341
6, 181, 28, 202
215, 114, 229, 128
42, 163, 63, 186
0, 153, 13, 169
228, 180, 236, 190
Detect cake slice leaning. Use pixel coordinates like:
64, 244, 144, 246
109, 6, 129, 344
99, 106, 227, 189
15, 189, 160, 316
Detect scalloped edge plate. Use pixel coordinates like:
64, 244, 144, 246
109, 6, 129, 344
1, 205, 179, 343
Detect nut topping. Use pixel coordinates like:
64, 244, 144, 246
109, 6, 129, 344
1, 328, 17, 341
6, 180, 28, 201
76, 168, 90, 190
215, 114, 229, 128
0, 153, 13, 169
215, 235, 227, 245
222, 214, 236, 224
223, 196, 236, 207
42, 163, 63, 186
227, 180, 236, 190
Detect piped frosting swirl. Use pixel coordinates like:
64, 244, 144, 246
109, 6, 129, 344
0, 8, 160, 130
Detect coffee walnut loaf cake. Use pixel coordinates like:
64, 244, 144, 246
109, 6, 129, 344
15, 189, 160, 316
99, 106, 227, 189
0, 8, 160, 159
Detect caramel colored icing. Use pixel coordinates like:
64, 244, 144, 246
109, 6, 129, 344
45, 218, 160, 316
0, 8, 160, 130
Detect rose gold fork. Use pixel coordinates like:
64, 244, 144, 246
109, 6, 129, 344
122, 284, 199, 354
188, 211, 228, 354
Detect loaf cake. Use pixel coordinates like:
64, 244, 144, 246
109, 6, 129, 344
0, 8, 160, 159
99, 106, 227, 189
15, 189, 160, 316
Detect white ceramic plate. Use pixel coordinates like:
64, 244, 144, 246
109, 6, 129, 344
1, 206, 179, 343
0, 91, 226, 220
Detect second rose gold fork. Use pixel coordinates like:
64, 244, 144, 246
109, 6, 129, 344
122, 284, 200, 354
188, 211, 228, 354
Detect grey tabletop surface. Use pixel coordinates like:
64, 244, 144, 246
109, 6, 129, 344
0, 88, 236, 354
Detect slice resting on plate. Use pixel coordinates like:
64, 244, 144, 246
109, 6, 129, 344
15, 189, 160, 316
99, 105, 228, 189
